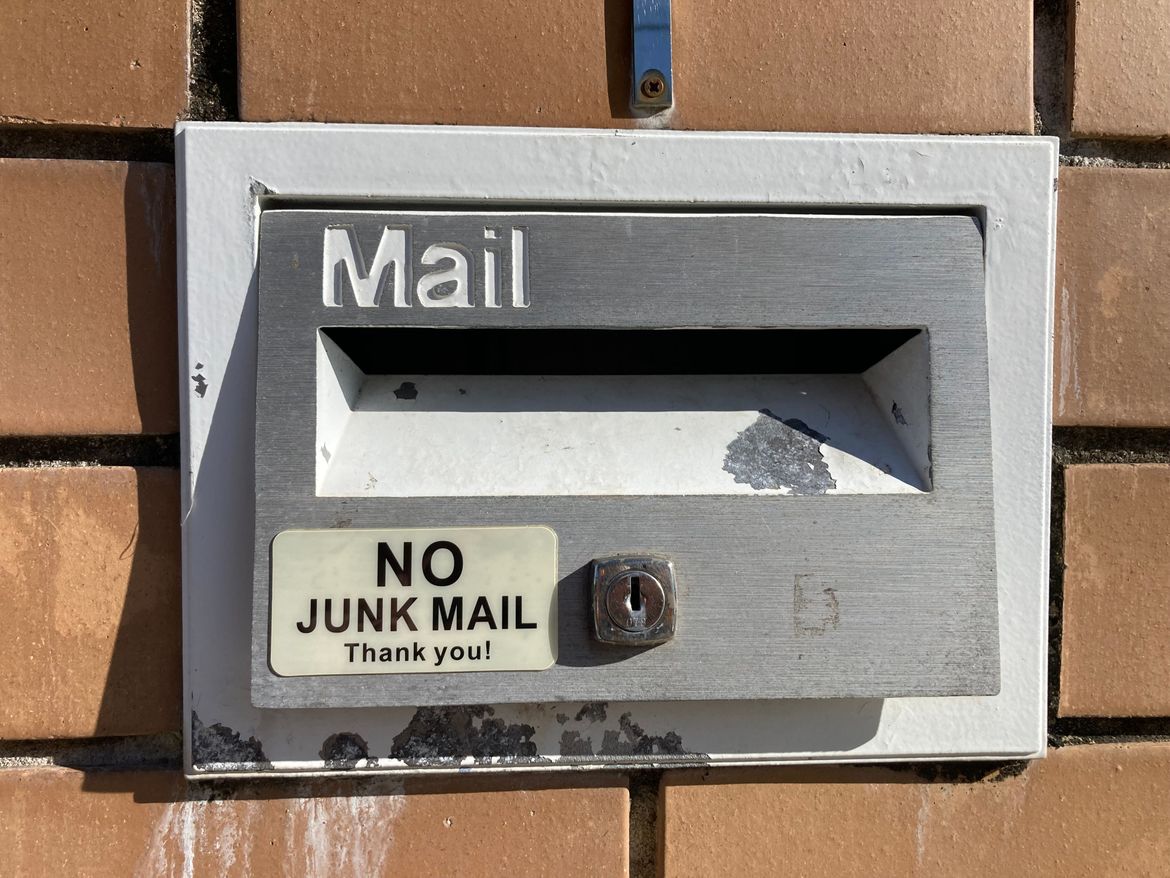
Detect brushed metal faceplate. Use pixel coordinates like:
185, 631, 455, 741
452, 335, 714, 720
252, 209, 997, 709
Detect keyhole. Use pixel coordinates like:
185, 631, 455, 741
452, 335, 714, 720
630, 575, 643, 612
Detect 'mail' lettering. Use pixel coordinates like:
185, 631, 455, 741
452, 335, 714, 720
323, 224, 530, 309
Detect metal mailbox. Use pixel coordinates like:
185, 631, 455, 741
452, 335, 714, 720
179, 124, 1056, 775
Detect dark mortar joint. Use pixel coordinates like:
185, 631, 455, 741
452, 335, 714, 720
1053, 426, 1170, 464
0, 127, 174, 163
0, 435, 180, 468
189, 0, 240, 122
628, 768, 664, 878
1050, 716, 1170, 744
0, 733, 182, 771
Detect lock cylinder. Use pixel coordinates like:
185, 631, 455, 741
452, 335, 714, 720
591, 556, 677, 646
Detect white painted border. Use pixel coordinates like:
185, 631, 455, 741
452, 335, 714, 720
177, 123, 1056, 776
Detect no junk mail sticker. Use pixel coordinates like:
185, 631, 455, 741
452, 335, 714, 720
269, 526, 558, 676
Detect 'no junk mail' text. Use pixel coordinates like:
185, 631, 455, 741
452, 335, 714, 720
292, 539, 538, 668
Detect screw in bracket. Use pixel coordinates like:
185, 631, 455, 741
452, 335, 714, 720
639, 71, 668, 102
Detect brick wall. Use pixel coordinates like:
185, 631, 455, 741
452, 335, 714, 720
3, 1, 1170, 875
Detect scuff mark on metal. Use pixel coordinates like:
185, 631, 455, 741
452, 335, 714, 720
393, 381, 418, 400
722, 409, 836, 494
598, 713, 688, 756
191, 712, 269, 768
319, 732, 370, 769
574, 702, 608, 723
794, 573, 841, 636
389, 706, 548, 765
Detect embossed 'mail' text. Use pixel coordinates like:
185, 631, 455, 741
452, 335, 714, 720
322, 225, 530, 308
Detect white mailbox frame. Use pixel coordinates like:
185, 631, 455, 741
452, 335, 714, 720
177, 123, 1057, 777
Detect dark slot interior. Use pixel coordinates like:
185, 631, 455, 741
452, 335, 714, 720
322, 327, 922, 375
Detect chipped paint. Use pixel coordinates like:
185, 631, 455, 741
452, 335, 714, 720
722, 410, 836, 494
191, 713, 268, 769
599, 713, 687, 756
191, 362, 208, 398
555, 710, 695, 758
559, 730, 595, 756
555, 702, 612, 757
320, 732, 370, 769
574, 702, 608, 723
389, 706, 546, 764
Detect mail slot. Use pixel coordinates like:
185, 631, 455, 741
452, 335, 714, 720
252, 208, 997, 708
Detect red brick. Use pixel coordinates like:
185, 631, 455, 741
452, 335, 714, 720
0, 769, 628, 877
662, 744, 1170, 877
0, 2, 186, 128
0, 468, 180, 738
1071, 0, 1170, 138
0, 160, 178, 435
1060, 465, 1170, 716
238, 0, 1032, 133
1054, 167, 1170, 426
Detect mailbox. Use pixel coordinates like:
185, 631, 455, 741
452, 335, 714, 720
179, 125, 1056, 775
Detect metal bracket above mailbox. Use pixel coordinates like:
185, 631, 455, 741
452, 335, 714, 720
631, 0, 673, 112
178, 123, 1057, 777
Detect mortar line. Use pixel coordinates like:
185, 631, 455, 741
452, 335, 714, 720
1047, 455, 1067, 732
0, 435, 180, 469
628, 769, 663, 878
188, 0, 241, 122
1050, 716, 1170, 743
0, 128, 174, 163
0, 733, 182, 771
1053, 427, 1170, 464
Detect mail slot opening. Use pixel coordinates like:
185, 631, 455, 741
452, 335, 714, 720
315, 327, 931, 498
